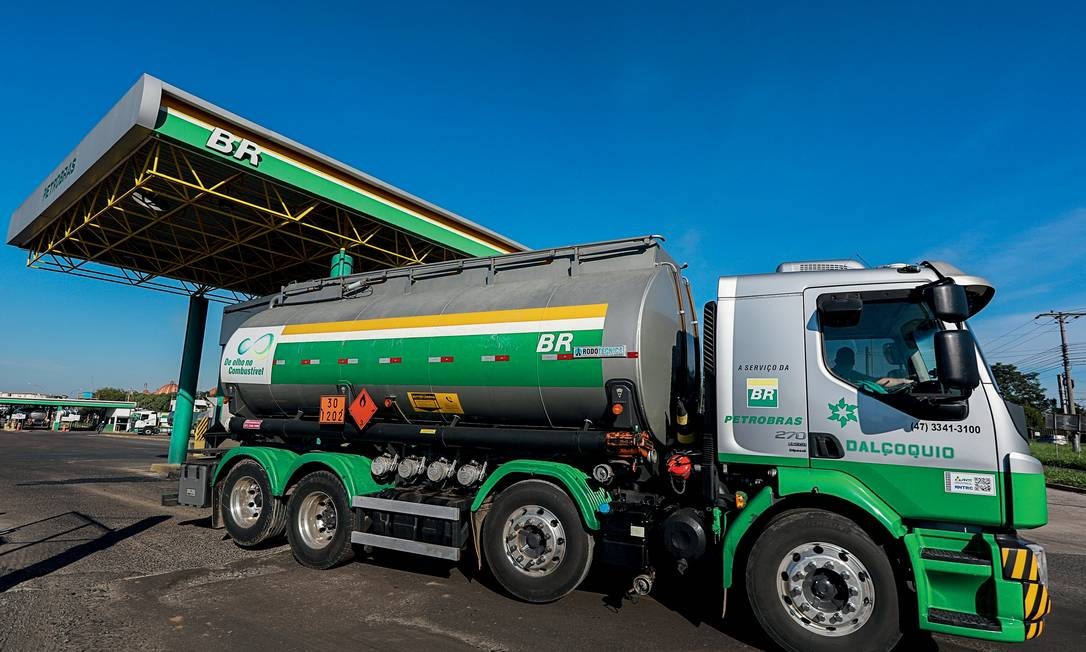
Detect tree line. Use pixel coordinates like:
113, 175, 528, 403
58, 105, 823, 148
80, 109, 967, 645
91, 387, 184, 412
990, 363, 1077, 431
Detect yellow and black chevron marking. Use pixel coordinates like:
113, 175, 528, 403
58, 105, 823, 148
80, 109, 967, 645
1000, 547, 1039, 581
1022, 582, 1051, 622
194, 416, 211, 441
1026, 619, 1045, 640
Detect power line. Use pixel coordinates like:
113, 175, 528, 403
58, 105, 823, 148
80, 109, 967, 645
1036, 312, 1085, 423
986, 321, 1056, 355
982, 317, 1044, 346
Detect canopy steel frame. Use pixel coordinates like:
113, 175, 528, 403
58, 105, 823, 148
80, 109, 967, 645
22, 136, 467, 300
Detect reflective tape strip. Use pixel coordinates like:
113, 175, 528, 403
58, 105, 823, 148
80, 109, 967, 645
428, 356, 455, 363
541, 354, 558, 361
301, 359, 320, 365
1013, 549, 1027, 579
378, 357, 403, 364
481, 355, 510, 362
337, 358, 360, 365
1023, 582, 1050, 621
1001, 547, 1035, 580
274, 360, 286, 365
1026, 621, 1038, 639
1024, 583, 1039, 617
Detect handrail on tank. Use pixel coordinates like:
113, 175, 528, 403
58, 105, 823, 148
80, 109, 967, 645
263, 235, 668, 304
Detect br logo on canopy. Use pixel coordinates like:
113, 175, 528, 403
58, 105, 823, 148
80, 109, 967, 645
237, 333, 274, 358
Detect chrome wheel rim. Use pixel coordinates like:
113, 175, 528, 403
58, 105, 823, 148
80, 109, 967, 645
297, 491, 337, 549
502, 504, 566, 576
776, 541, 875, 637
228, 476, 263, 527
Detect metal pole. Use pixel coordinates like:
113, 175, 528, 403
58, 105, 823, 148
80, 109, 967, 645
168, 295, 208, 464
1038, 311, 1084, 452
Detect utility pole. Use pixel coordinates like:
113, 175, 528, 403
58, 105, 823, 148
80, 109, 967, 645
1037, 311, 1085, 452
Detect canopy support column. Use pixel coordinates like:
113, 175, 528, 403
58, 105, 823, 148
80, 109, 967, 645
168, 295, 208, 464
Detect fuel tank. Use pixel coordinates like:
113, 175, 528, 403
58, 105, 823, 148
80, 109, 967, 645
219, 236, 698, 444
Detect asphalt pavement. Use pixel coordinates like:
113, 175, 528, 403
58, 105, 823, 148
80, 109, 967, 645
0, 430, 1082, 651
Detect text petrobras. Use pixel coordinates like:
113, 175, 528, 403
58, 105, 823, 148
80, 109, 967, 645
723, 415, 804, 425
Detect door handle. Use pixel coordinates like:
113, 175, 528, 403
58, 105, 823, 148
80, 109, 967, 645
809, 432, 845, 459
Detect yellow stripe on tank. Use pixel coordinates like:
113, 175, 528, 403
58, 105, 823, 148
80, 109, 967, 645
281, 304, 609, 335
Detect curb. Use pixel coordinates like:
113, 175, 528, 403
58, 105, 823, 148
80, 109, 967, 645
93, 432, 169, 440
1046, 482, 1086, 495
93, 432, 191, 444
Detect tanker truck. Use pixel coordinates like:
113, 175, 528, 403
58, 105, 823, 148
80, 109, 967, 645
176, 236, 1050, 650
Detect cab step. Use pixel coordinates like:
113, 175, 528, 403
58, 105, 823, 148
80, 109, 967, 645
927, 607, 1001, 632
351, 491, 470, 561
920, 547, 991, 566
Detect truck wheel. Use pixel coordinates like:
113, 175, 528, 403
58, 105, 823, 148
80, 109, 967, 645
220, 459, 286, 548
745, 509, 901, 652
286, 471, 356, 570
482, 479, 593, 603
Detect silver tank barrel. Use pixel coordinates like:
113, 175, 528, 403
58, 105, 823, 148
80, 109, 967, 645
219, 236, 698, 444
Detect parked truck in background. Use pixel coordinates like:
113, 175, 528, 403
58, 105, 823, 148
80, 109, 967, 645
132, 410, 166, 435
176, 236, 1050, 650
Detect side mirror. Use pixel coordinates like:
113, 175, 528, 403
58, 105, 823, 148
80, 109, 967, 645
817, 293, 862, 327
935, 330, 980, 390
929, 282, 970, 323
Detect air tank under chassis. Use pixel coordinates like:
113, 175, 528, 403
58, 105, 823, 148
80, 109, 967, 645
220, 237, 697, 444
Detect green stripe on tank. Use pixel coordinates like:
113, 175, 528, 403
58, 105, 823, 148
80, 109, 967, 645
270, 330, 604, 387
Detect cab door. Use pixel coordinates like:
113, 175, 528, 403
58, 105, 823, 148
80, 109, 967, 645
803, 284, 1003, 526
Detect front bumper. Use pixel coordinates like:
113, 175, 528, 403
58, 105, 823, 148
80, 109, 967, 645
905, 528, 1050, 642
1000, 539, 1051, 639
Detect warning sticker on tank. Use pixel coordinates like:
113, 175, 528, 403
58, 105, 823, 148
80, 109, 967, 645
573, 345, 627, 358
407, 392, 464, 414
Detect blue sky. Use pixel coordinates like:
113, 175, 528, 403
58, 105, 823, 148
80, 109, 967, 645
1, 1, 1083, 398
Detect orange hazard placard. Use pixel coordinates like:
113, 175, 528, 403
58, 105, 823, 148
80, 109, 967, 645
319, 395, 347, 424
349, 388, 378, 430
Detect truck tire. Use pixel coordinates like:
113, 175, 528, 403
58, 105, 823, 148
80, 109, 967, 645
482, 479, 593, 603
745, 509, 901, 652
286, 471, 356, 570
220, 459, 286, 548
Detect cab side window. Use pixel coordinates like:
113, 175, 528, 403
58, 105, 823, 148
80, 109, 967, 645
819, 296, 941, 394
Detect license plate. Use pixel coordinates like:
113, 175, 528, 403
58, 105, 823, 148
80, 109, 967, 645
319, 395, 346, 424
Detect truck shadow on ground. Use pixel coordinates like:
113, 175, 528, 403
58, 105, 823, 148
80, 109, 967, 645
351, 549, 783, 649
16, 475, 164, 487
0, 511, 169, 591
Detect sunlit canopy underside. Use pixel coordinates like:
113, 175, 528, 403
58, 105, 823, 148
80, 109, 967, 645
7, 75, 525, 302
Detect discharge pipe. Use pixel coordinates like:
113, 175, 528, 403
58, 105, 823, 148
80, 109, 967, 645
229, 416, 610, 455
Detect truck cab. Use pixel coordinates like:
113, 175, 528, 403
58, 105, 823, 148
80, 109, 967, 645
710, 259, 1049, 646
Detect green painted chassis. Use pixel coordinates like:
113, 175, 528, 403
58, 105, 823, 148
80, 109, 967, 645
210, 446, 1047, 644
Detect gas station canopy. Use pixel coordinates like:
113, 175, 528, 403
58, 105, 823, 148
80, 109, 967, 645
7, 74, 526, 301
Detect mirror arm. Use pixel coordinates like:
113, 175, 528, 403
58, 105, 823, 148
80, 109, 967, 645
912, 392, 970, 405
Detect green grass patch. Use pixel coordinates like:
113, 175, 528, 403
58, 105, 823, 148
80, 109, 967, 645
1042, 466, 1086, 490
1029, 442, 1086, 472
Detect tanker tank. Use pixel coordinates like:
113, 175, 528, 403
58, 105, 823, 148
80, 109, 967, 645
219, 236, 698, 445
